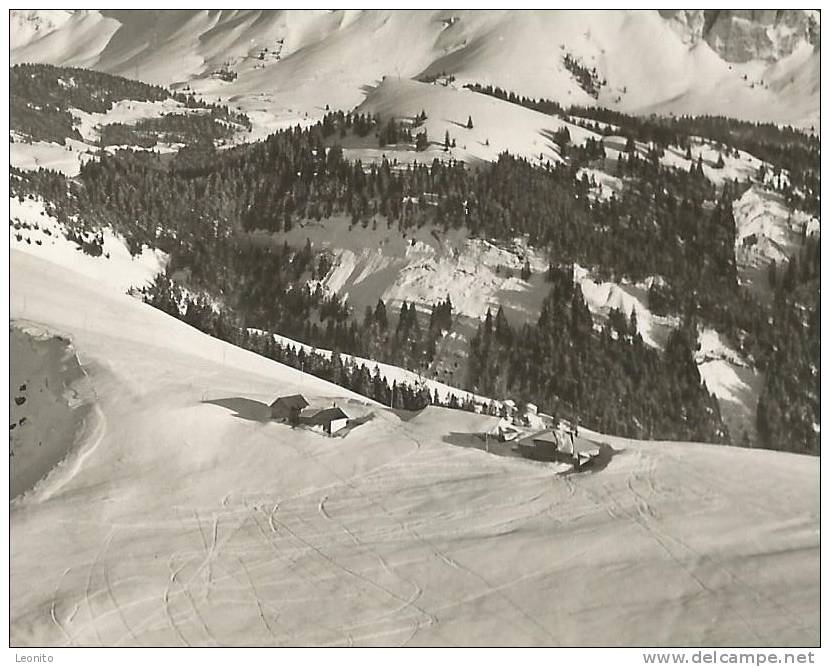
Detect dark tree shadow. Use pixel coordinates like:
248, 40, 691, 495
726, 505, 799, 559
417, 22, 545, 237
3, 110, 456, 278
346, 412, 375, 428
328, 412, 376, 438
539, 129, 569, 157
390, 407, 424, 422
442, 432, 523, 459
202, 397, 272, 422
443, 432, 483, 447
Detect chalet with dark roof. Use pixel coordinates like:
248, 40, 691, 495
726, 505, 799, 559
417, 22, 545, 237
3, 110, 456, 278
270, 394, 309, 422
300, 406, 349, 435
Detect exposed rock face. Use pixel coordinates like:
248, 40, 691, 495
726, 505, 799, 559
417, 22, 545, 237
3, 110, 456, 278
705, 10, 818, 62
661, 9, 819, 62
659, 9, 707, 44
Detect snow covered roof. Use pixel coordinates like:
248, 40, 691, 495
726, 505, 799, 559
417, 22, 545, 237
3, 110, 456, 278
573, 436, 601, 456
529, 431, 599, 457
303, 407, 349, 425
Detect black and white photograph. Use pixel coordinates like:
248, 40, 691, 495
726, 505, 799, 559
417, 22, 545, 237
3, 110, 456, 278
7, 5, 822, 657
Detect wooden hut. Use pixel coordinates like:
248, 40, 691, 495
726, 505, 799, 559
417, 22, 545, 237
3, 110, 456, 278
300, 406, 349, 435
270, 394, 309, 422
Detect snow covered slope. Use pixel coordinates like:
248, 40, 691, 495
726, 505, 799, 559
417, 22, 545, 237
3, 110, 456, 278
10, 249, 819, 646
10, 80, 248, 175
734, 185, 816, 269
11, 9, 121, 69
280, 215, 675, 347
10, 137, 94, 177
10, 9, 819, 129
695, 328, 763, 444
355, 78, 594, 165
10, 196, 167, 294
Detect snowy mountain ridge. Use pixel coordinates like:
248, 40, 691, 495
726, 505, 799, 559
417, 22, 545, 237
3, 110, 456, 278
10, 9, 820, 129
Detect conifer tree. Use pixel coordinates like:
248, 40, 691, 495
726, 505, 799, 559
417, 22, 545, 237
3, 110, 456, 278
374, 299, 388, 331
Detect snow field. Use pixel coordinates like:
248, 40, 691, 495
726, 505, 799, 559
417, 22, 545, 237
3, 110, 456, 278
10, 196, 167, 295
10, 249, 819, 646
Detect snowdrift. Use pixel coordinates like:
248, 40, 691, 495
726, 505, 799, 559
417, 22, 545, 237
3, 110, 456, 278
9, 249, 818, 647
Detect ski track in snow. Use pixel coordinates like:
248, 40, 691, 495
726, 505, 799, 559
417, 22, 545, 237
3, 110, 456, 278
39, 432, 819, 646
49, 568, 76, 646
58, 420, 563, 645
9, 250, 819, 647
86, 424, 436, 646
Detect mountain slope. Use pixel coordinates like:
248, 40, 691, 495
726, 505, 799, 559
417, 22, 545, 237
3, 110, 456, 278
10, 249, 819, 646
354, 77, 594, 165
10, 9, 819, 129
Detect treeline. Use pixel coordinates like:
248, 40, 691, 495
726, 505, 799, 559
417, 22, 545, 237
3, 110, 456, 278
7, 117, 754, 365
464, 83, 567, 116
465, 81, 819, 214
319, 108, 435, 151
139, 271, 474, 413
11, 102, 819, 451
99, 109, 250, 148
466, 80, 816, 155
562, 53, 604, 98
756, 236, 820, 454
10, 63, 250, 145
569, 107, 820, 216
12, 63, 170, 113
16, 122, 742, 328
139, 226, 459, 378
139, 252, 729, 441
756, 286, 820, 454
469, 266, 728, 442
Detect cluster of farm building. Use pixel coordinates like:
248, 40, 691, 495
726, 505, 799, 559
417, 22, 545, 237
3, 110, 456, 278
481, 401, 601, 470
268, 392, 600, 470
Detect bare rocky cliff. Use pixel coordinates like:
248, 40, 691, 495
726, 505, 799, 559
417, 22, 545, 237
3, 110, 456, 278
661, 9, 819, 62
